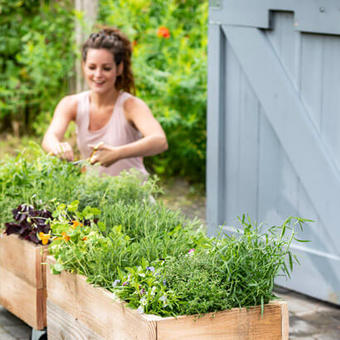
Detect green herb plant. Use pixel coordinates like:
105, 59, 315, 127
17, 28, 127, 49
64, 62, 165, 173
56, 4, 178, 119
114, 259, 180, 316
0, 144, 162, 231
0, 147, 310, 317
0, 143, 81, 226
48, 199, 207, 292
110, 215, 309, 316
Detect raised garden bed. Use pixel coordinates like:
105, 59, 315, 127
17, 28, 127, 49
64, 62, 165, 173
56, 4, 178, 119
46, 257, 288, 340
0, 234, 47, 330
0, 150, 305, 339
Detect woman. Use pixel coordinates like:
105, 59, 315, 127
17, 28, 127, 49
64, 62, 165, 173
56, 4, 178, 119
42, 27, 168, 176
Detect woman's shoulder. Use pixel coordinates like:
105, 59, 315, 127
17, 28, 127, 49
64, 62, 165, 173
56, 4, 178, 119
57, 92, 89, 119
58, 93, 80, 109
121, 92, 149, 115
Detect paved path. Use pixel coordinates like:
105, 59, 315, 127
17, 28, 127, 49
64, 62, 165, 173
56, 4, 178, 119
276, 287, 340, 339
0, 306, 31, 340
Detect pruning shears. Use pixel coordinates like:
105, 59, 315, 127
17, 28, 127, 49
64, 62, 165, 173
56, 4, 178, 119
72, 142, 104, 166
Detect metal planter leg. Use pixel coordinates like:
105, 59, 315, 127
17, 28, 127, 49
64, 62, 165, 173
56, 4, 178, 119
31, 328, 47, 340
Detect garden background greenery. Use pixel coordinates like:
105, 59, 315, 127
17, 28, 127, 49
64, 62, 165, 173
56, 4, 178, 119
0, 0, 207, 183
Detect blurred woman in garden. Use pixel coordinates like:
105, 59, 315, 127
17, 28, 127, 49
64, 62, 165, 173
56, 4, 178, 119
42, 27, 168, 177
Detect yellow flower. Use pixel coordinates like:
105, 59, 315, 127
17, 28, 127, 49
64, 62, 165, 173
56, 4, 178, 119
39, 232, 50, 245
62, 232, 70, 242
72, 220, 83, 229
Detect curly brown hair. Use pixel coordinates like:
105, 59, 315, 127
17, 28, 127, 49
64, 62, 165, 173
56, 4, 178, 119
82, 27, 135, 94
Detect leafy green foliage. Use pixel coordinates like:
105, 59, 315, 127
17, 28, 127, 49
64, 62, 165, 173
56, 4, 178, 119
1, 0, 207, 182
0, 146, 309, 317
0, 0, 76, 135
0, 143, 81, 224
162, 216, 309, 315
98, 0, 208, 181
114, 259, 180, 316
113, 216, 309, 316
75, 169, 162, 210
0, 144, 159, 228
49, 196, 309, 316
48, 198, 207, 314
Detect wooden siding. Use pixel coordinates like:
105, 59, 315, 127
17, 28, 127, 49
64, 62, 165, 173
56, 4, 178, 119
207, 9, 340, 304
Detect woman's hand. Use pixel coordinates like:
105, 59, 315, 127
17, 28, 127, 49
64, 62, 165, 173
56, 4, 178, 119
42, 95, 77, 161
88, 142, 120, 167
53, 142, 74, 161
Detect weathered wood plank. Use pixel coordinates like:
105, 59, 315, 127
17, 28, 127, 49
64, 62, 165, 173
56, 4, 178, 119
260, 12, 300, 224
280, 300, 289, 339
222, 24, 340, 246
0, 265, 46, 329
206, 23, 226, 234
0, 234, 46, 288
235, 64, 260, 222
156, 301, 288, 340
319, 35, 340, 171
47, 257, 288, 340
46, 265, 77, 313
76, 276, 157, 340
47, 300, 103, 340
0, 234, 47, 329
46, 257, 157, 340
210, 0, 340, 35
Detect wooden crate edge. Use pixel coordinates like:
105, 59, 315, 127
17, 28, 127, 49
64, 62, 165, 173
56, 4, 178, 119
0, 233, 48, 288
46, 256, 289, 323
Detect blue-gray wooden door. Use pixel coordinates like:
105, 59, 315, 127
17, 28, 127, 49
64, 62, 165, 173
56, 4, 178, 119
207, 0, 340, 304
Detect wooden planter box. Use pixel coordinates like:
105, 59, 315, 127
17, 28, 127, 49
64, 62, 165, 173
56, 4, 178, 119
46, 257, 288, 340
0, 234, 47, 330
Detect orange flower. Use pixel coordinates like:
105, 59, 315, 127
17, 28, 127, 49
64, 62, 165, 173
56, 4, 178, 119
82, 236, 88, 241
39, 232, 51, 245
62, 232, 70, 242
157, 26, 170, 39
72, 220, 83, 229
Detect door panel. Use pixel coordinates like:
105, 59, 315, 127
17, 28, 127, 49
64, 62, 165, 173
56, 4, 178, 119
208, 4, 340, 304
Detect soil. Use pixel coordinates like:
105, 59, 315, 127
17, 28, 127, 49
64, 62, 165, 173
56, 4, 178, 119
158, 177, 206, 223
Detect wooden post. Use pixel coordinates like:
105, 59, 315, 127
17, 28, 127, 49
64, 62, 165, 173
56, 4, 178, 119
74, 0, 99, 93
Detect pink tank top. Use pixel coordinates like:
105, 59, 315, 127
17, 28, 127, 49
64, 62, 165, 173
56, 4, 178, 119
75, 91, 148, 177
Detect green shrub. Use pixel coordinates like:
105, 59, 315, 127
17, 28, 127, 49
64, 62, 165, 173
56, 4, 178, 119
0, 0, 76, 135
98, 0, 208, 181
0, 143, 81, 224
1, 0, 208, 182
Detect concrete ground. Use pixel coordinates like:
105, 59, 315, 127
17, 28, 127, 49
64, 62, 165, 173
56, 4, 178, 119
0, 306, 31, 340
1, 178, 340, 339
275, 287, 340, 339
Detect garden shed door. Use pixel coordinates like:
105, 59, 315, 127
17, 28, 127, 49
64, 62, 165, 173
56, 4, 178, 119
207, 0, 340, 305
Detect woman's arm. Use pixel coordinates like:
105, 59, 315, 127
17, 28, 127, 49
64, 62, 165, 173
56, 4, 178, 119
89, 97, 168, 167
42, 95, 77, 161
